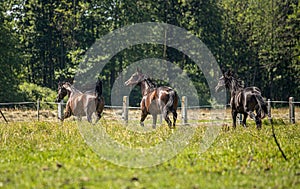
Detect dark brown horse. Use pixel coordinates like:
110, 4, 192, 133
55, 80, 105, 123
215, 70, 267, 129
125, 68, 179, 129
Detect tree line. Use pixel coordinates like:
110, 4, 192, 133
0, 0, 299, 105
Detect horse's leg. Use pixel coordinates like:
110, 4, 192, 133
95, 99, 104, 124
247, 111, 256, 120
255, 107, 262, 129
94, 107, 102, 124
140, 111, 147, 127
152, 114, 157, 129
163, 107, 172, 128
87, 115, 92, 123
247, 111, 262, 129
63, 105, 72, 121
255, 115, 262, 130
95, 112, 101, 123
232, 110, 238, 129
85, 105, 92, 123
172, 110, 177, 128
242, 113, 248, 128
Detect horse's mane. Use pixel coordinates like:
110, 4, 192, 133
63, 82, 82, 94
143, 75, 156, 89
224, 70, 244, 90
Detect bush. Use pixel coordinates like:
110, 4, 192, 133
18, 82, 57, 109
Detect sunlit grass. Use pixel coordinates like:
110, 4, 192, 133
0, 120, 299, 188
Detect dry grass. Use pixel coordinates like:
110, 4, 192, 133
0, 106, 299, 124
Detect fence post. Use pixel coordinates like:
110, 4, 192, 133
122, 96, 129, 123
289, 97, 295, 124
58, 100, 64, 120
37, 99, 40, 121
181, 96, 187, 125
238, 113, 243, 125
267, 99, 272, 122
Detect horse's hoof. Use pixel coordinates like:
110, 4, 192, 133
140, 122, 144, 127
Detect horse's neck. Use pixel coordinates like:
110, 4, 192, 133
229, 80, 243, 96
67, 85, 82, 97
141, 80, 155, 96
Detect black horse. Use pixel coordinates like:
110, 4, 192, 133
125, 68, 178, 129
215, 70, 267, 129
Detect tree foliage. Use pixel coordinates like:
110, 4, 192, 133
0, 0, 299, 104
0, 1, 23, 102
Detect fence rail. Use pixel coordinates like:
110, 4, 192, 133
0, 97, 299, 124
120, 96, 299, 124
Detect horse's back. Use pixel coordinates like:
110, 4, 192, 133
142, 90, 160, 115
70, 93, 98, 116
237, 86, 265, 112
244, 86, 261, 94
157, 86, 178, 109
142, 86, 178, 114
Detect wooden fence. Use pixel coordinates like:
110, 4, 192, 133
121, 96, 299, 124
0, 97, 299, 123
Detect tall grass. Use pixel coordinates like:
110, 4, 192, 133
0, 120, 299, 188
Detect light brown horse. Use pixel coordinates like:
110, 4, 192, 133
125, 68, 178, 129
56, 80, 105, 123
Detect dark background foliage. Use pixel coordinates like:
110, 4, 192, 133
0, 0, 299, 106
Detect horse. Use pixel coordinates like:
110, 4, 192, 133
125, 68, 179, 129
55, 80, 105, 123
215, 70, 267, 129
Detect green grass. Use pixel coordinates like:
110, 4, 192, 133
0, 120, 299, 188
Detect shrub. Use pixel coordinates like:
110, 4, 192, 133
18, 82, 57, 109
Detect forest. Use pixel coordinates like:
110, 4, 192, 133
0, 0, 299, 106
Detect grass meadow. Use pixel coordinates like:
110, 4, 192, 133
0, 111, 300, 188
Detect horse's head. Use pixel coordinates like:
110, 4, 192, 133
55, 82, 69, 102
215, 75, 226, 92
124, 68, 147, 86
215, 70, 233, 92
215, 70, 243, 92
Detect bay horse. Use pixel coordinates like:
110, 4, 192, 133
215, 70, 267, 129
125, 68, 179, 129
55, 80, 105, 123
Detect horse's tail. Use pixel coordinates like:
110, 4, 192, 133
166, 90, 178, 111
255, 94, 267, 119
95, 79, 103, 100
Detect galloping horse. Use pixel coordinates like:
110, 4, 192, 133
55, 80, 105, 123
215, 70, 267, 129
125, 68, 179, 129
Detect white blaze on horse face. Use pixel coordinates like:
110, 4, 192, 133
63, 83, 72, 91
125, 72, 142, 86
215, 76, 225, 92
